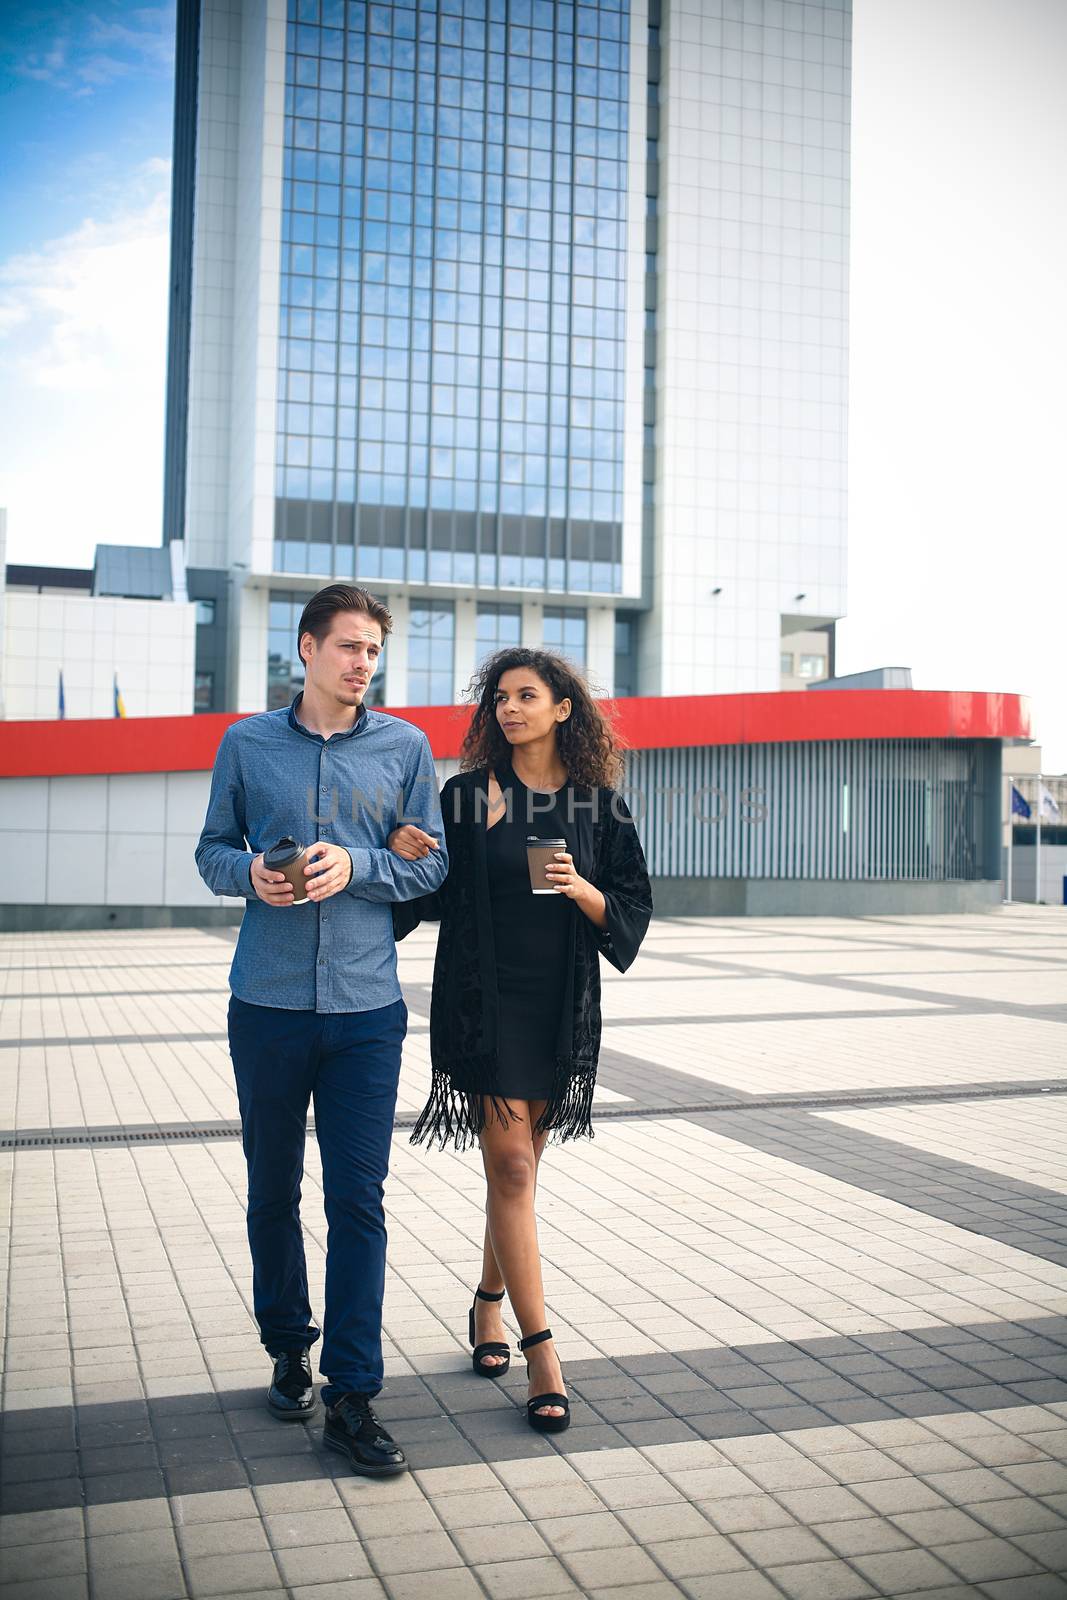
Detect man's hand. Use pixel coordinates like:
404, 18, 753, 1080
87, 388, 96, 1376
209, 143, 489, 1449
250, 853, 296, 906
387, 824, 440, 861
303, 842, 354, 902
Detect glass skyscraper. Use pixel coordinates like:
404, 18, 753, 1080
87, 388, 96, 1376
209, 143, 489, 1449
166, 0, 850, 712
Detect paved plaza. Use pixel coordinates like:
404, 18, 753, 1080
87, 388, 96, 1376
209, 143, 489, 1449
2, 907, 1067, 1600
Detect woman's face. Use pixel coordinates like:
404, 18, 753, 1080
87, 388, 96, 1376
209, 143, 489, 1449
494, 667, 571, 748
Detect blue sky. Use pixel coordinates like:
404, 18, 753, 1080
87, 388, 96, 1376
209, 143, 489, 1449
0, 3, 175, 254
0, 2, 175, 572
0, 0, 1064, 767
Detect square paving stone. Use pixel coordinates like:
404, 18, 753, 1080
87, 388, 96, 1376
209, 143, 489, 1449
262, 1508, 355, 1548
0, 1539, 87, 1584
91, 1558, 187, 1600
980, 1580, 1067, 1600
889, 1508, 990, 1545
850, 1548, 964, 1592
534, 1512, 631, 1554
275, 1544, 377, 1586
87, 1527, 180, 1569
937, 1537, 1044, 1582
472, 1554, 577, 1599
563, 1544, 662, 1590
812, 1517, 914, 1558
382, 1571, 480, 1600
346, 1498, 442, 1540
731, 1526, 832, 1567
776, 1487, 871, 1523
0, 1508, 85, 1548
0, 1578, 89, 1600
768, 1560, 876, 1600
359, 1532, 461, 1578
1014, 1529, 1067, 1569
432, 1488, 525, 1531
178, 1519, 271, 1559
452, 1524, 550, 1567
613, 1503, 710, 1544
588, 1475, 684, 1512
854, 1477, 950, 1515
673, 1574, 780, 1600
646, 1533, 751, 1580
970, 1497, 1067, 1536
186, 1552, 283, 1596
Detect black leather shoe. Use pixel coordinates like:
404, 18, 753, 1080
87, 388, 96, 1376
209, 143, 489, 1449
267, 1348, 317, 1420
323, 1393, 407, 1476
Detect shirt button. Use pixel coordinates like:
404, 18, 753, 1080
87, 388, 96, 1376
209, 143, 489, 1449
318, 957, 326, 966
320, 785, 328, 793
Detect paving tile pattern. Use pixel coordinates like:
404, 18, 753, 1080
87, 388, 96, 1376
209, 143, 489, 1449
2, 907, 1066, 1600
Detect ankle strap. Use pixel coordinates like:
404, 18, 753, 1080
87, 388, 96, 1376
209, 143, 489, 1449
518, 1328, 553, 1351
475, 1286, 505, 1302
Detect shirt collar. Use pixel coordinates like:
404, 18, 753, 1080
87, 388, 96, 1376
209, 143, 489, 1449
288, 692, 368, 743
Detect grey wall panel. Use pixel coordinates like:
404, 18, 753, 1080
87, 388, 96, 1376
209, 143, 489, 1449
623, 740, 993, 882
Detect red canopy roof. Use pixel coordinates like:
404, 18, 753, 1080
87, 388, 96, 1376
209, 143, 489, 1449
0, 690, 1033, 779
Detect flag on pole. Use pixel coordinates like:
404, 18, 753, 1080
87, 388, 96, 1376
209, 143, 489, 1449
1010, 784, 1031, 819
1039, 783, 1061, 822
58, 670, 66, 720
113, 674, 127, 719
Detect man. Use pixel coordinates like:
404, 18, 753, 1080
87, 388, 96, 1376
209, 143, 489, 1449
195, 584, 446, 1476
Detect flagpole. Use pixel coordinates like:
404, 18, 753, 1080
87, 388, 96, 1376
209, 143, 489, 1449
1035, 772, 1042, 906
1006, 776, 1013, 904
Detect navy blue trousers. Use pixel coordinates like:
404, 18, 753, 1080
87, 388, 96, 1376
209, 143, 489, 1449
227, 995, 406, 1403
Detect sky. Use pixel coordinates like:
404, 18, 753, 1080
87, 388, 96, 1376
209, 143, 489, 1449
0, 0, 1064, 767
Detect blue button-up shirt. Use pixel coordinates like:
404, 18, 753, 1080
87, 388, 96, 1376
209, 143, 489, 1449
195, 695, 447, 1013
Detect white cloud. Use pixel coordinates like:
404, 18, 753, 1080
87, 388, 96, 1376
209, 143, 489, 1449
843, 0, 1067, 771
0, 162, 171, 560
11, 5, 174, 95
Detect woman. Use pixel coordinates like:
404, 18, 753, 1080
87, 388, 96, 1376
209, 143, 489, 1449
388, 648, 652, 1433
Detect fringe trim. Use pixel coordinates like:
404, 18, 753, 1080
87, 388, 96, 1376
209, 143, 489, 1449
410, 1057, 598, 1150
533, 1055, 597, 1144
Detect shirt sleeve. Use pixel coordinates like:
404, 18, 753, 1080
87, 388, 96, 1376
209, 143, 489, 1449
344, 732, 449, 903
194, 727, 257, 900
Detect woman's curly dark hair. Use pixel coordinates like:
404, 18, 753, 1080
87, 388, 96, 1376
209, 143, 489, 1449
461, 648, 624, 791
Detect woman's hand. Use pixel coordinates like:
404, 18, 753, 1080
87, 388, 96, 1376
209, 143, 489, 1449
303, 842, 354, 902
388, 824, 440, 861
545, 850, 607, 927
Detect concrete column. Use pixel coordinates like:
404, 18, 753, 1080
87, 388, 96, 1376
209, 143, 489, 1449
586, 603, 615, 696
521, 599, 543, 647
454, 593, 477, 702
233, 582, 269, 713
383, 591, 409, 707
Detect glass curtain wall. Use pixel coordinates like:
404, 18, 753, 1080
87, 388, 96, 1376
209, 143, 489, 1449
275, 0, 629, 594
543, 603, 586, 663
408, 599, 455, 701
475, 599, 522, 664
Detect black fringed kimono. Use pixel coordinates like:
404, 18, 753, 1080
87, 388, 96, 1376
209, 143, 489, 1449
393, 767, 653, 1149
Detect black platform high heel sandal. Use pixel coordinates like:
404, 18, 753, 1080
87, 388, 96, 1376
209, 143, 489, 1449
468, 1286, 511, 1378
518, 1329, 570, 1433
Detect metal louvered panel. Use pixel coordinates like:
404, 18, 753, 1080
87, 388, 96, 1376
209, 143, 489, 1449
623, 740, 988, 882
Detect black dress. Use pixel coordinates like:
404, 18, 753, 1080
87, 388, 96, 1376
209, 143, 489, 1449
486, 763, 573, 1101
393, 767, 653, 1147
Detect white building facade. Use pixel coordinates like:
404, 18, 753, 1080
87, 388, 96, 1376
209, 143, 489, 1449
166, 0, 849, 712
0, 514, 197, 722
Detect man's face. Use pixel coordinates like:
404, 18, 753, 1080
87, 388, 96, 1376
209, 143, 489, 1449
301, 611, 384, 706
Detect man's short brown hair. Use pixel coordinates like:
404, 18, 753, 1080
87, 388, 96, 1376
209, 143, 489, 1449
297, 584, 393, 665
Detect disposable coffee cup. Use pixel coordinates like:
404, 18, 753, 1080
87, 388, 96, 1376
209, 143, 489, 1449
262, 836, 312, 905
526, 836, 568, 895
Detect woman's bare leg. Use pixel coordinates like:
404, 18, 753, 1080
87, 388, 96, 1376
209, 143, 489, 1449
473, 1109, 548, 1367
477, 1100, 564, 1415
